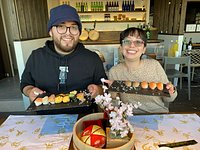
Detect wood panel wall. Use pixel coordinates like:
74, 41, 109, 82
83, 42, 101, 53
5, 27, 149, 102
153, 0, 183, 34
14, 0, 49, 40
0, 8, 13, 76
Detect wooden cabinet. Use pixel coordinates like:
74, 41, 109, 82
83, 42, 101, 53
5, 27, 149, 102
153, 0, 183, 34
13, 0, 49, 40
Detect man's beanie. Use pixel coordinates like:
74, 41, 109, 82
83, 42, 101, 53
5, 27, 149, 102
47, 4, 82, 34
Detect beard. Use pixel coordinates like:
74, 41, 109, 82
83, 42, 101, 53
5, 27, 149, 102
53, 35, 79, 54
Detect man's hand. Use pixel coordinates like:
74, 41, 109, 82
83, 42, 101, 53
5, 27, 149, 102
87, 84, 103, 98
23, 85, 45, 101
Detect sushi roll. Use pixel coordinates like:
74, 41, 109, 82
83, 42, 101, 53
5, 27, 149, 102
34, 98, 42, 106
42, 96, 49, 105
48, 94, 55, 104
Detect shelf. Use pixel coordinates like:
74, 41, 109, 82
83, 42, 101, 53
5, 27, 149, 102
82, 20, 145, 23
78, 10, 146, 14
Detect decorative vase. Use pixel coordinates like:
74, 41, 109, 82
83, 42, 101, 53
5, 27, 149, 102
72, 113, 135, 150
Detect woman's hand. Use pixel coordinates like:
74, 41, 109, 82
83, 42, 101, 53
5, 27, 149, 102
166, 82, 176, 94
101, 79, 113, 87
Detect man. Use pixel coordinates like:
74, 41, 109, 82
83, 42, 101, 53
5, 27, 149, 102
20, 4, 107, 103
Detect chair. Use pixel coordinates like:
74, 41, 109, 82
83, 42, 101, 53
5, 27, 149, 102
163, 56, 191, 100
182, 49, 200, 81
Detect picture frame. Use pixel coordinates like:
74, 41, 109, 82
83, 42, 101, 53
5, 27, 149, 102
196, 24, 200, 32
186, 24, 196, 32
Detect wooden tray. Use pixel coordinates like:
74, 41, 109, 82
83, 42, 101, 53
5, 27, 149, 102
108, 80, 170, 97
26, 92, 92, 112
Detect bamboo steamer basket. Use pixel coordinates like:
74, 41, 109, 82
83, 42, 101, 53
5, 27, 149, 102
73, 113, 135, 150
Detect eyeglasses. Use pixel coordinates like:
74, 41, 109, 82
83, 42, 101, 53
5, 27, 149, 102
122, 39, 144, 47
55, 25, 79, 35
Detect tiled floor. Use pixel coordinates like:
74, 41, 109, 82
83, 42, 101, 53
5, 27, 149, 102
169, 67, 200, 112
0, 69, 200, 113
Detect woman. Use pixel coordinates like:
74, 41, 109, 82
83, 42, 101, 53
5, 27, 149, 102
107, 27, 177, 113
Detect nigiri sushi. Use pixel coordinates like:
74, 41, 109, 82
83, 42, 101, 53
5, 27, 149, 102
125, 81, 132, 87
76, 92, 85, 101
133, 81, 140, 88
141, 81, 148, 89
34, 98, 42, 106
157, 82, 164, 91
42, 96, 49, 105
55, 95, 63, 103
48, 94, 55, 104
149, 82, 157, 90
63, 95, 70, 103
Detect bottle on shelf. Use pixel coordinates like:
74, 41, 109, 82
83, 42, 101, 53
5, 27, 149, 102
187, 38, 192, 50
85, 2, 88, 12
75, 2, 78, 11
131, 0, 135, 11
111, 1, 114, 11
122, 1, 125, 11
105, 2, 108, 11
124, 1, 128, 12
91, 2, 93, 11
100, 2, 103, 11
116, 1, 119, 11
80, 2, 84, 12
182, 37, 187, 52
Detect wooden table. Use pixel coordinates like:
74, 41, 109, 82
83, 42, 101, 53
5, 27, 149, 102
1, 111, 200, 150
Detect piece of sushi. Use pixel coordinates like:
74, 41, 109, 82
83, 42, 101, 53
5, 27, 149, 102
70, 90, 77, 95
34, 98, 42, 106
125, 81, 132, 87
149, 82, 157, 90
63, 95, 70, 103
76, 92, 86, 101
48, 94, 55, 104
141, 81, 148, 89
42, 96, 49, 105
157, 82, 164, 91
133, 81, 140, 88
55, 95, 63, 103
